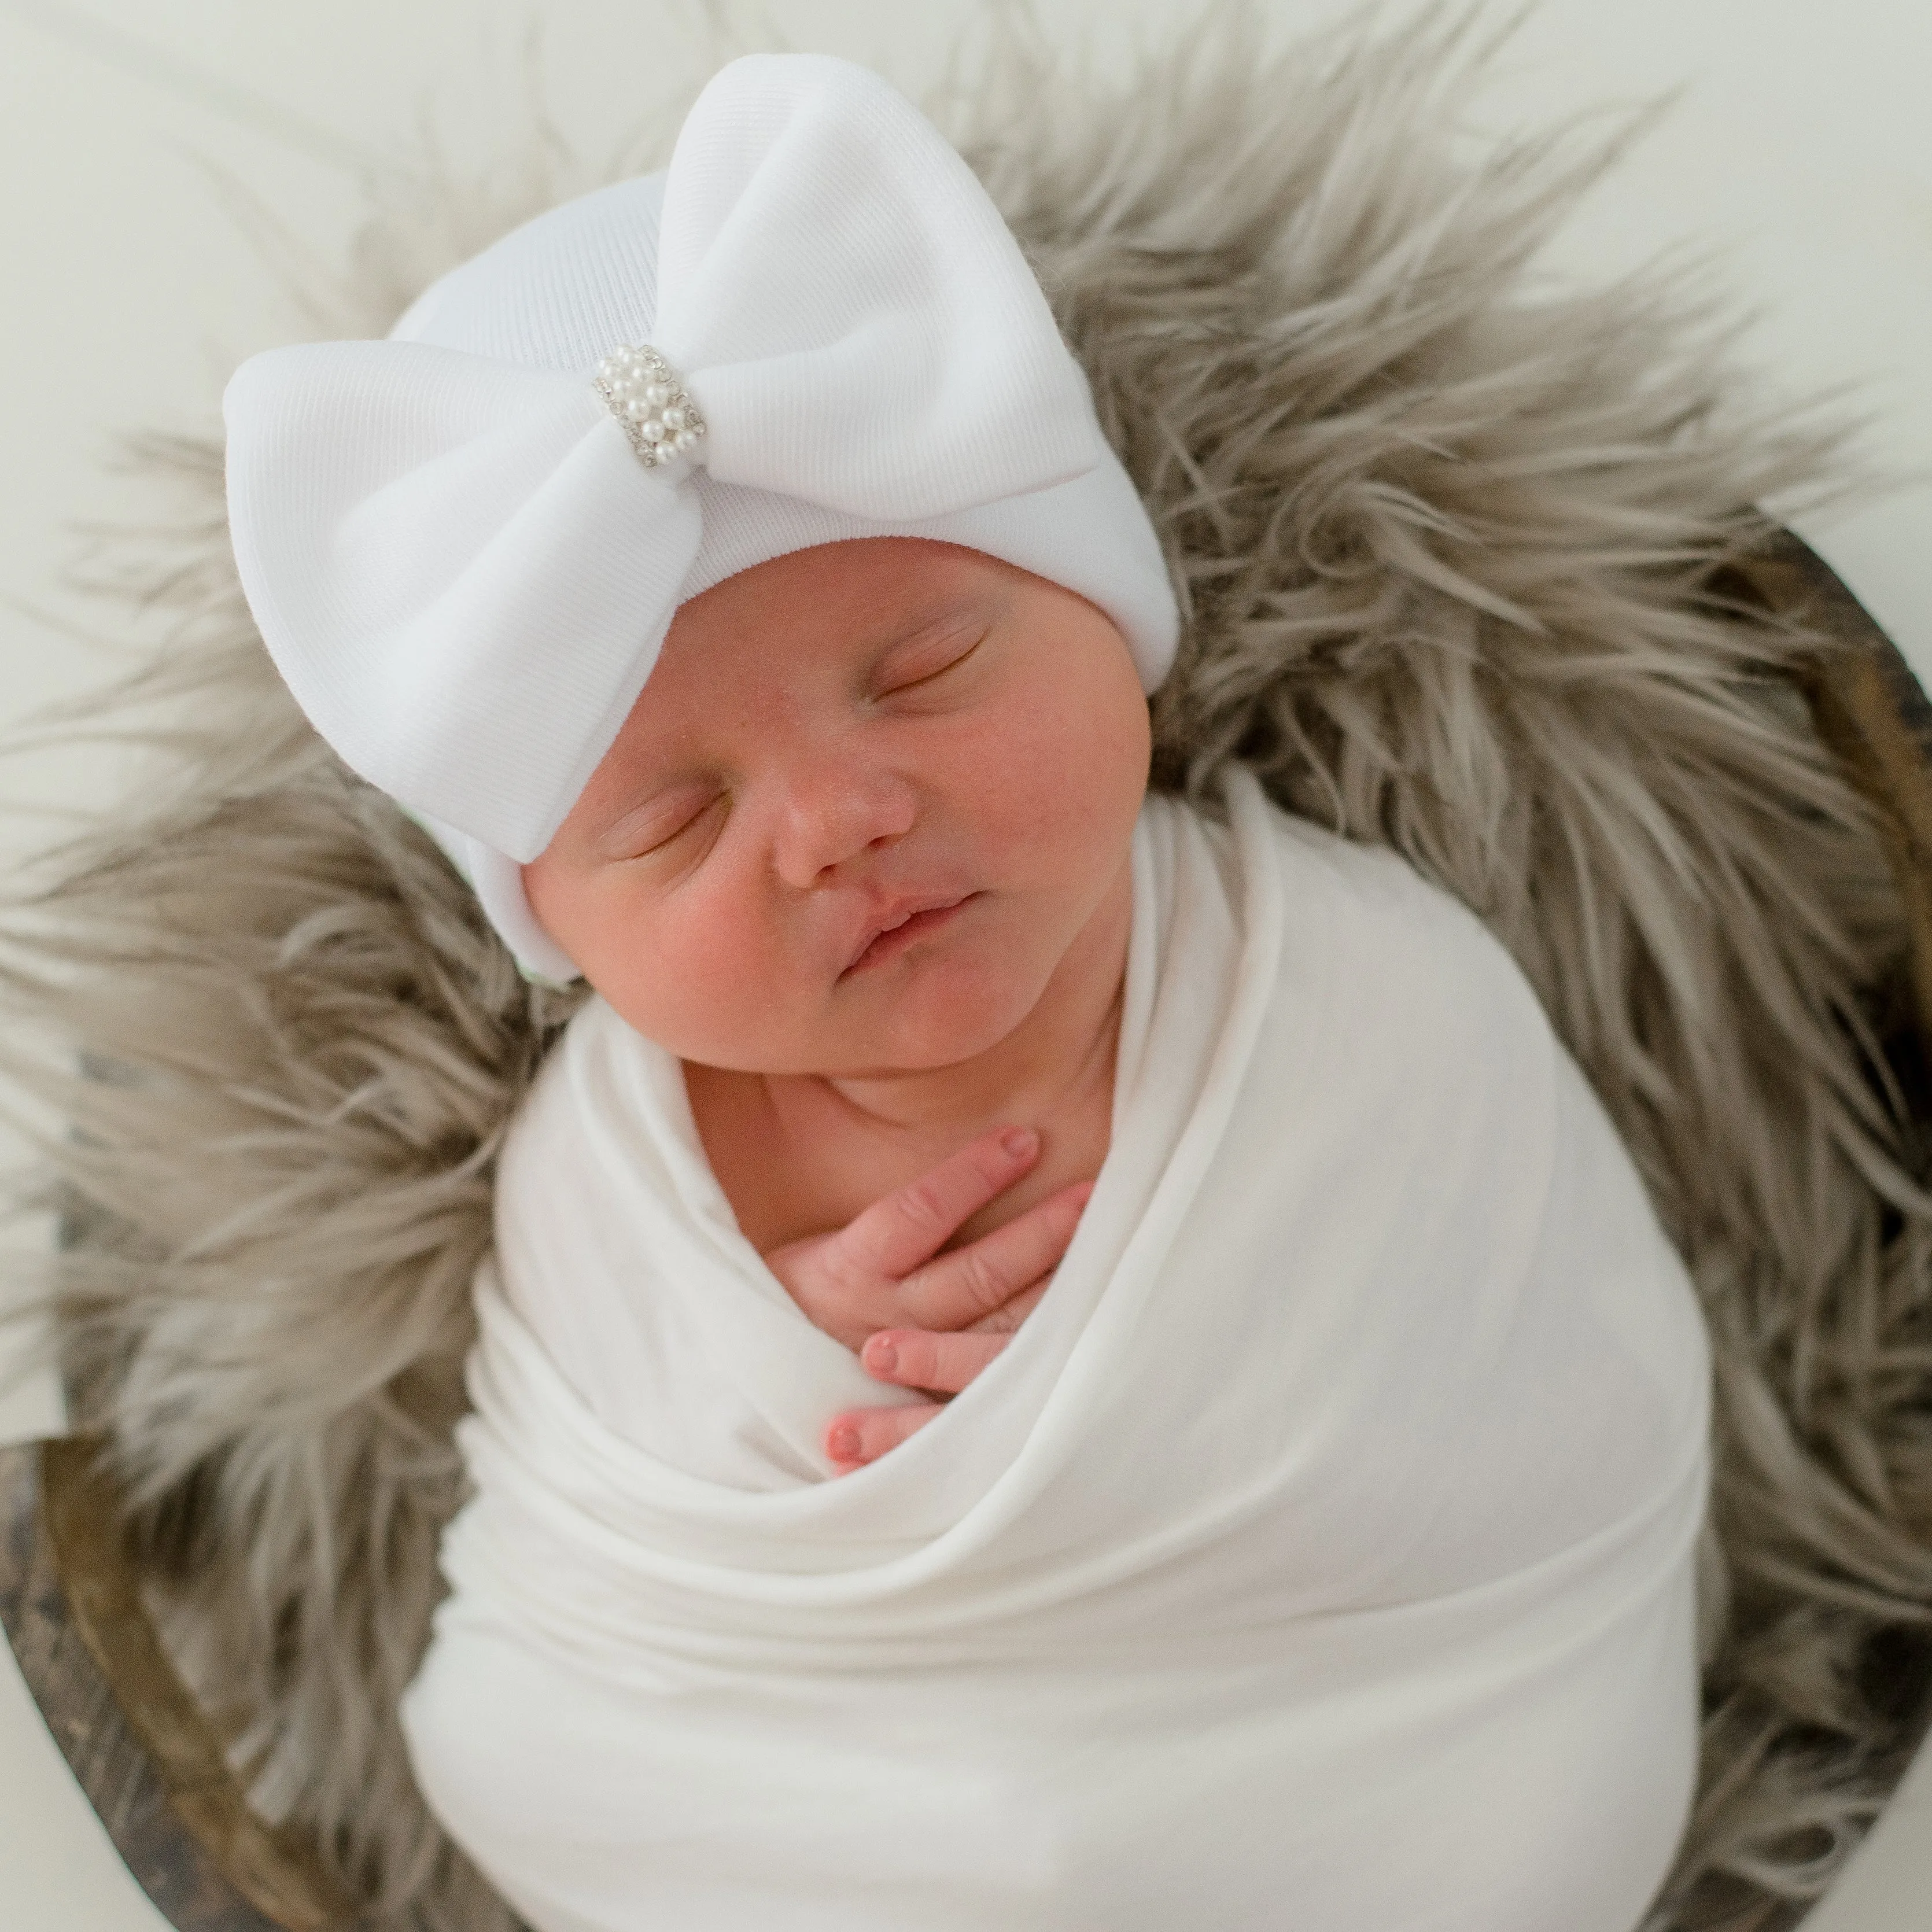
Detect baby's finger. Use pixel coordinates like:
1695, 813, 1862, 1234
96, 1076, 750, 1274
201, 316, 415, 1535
862, 1327, 1013, 1396
832, 1126, 1040, 1282
961, 1274, 1049, 1336
899, 1181, 1092, 1332
824, 1401, 943, 1472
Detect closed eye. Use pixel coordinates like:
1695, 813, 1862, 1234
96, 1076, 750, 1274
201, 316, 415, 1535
871, 624, 988, 700
593, 784, 726, 862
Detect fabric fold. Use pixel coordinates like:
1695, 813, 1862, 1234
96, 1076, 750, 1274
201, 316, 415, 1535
225, 343, 702, 858
655, 55, 1104, 519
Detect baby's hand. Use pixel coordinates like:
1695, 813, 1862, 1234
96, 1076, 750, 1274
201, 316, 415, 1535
761, 1128, 1091, 1474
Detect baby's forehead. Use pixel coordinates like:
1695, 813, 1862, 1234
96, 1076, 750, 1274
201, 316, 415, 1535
661, 539, 1020, 667
589, 541, 1076, 786
700, 536, 1009, 615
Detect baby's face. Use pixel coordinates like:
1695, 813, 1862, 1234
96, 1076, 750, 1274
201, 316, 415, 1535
522, 538, 1151, 1076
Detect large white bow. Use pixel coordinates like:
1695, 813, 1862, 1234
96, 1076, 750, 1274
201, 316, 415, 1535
224, 55, 1108, 862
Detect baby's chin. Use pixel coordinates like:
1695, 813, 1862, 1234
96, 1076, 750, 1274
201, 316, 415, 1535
664, 956, 1049, 1082
814, 1008, 1030, 1079
822, 944, 1058, 1069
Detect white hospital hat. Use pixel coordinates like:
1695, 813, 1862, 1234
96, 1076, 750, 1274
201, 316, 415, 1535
223, 53, 1179, 983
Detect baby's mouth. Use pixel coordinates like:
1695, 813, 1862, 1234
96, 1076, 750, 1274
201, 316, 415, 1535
842, 893, 976, 977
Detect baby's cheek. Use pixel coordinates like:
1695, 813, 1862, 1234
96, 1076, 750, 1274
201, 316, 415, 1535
577, 884, 788, 1063
956, 687, 1146, 877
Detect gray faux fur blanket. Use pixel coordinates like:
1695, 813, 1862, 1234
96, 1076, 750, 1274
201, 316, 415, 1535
5, 8, 1931, 1930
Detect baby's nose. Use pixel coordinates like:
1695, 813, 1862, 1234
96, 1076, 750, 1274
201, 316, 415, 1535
769, 756, 917, 888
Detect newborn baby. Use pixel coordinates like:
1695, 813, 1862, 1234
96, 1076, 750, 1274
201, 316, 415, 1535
519, 533, 1137, 1478
223, 51, 1712, 1932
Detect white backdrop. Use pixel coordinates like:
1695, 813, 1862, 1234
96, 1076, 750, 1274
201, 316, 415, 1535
0, 1, 1927, 1926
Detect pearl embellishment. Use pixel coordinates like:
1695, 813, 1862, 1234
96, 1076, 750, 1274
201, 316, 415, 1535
593, 345, 708, 468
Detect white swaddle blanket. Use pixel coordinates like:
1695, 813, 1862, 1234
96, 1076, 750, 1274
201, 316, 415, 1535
401, 770, 1712, 1932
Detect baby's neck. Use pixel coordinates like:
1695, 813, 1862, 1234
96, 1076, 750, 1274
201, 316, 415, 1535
685, 864, 1130, 1256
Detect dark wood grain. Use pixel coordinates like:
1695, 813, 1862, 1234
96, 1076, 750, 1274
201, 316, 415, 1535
0, 1439, 352, 1931
1740, 530, 1932, 1048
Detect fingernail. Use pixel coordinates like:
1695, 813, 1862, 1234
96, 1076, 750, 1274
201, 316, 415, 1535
828, 1424, 860, 1461
865, 1337, 899, 1374
1000, 1127, 1038, 1159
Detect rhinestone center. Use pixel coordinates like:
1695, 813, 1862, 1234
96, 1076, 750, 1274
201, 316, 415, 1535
592, 345, 708, 469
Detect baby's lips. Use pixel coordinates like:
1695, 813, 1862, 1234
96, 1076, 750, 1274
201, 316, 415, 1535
839, 888, 977, 975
